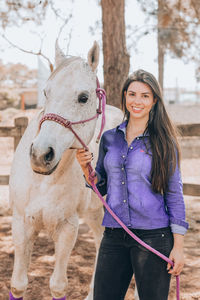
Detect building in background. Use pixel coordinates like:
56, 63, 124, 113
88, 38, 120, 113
164, 87, 200, 104
20, 88, 38, 109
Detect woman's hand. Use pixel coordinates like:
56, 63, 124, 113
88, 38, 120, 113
76, 148, 93, 169
76, 148, 97, 186
167, 233, 184, 276
167, 247, 184, 276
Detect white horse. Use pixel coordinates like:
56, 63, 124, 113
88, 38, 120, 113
9, 42, 128, 299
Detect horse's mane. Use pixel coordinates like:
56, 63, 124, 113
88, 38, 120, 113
48, 56, 83, 81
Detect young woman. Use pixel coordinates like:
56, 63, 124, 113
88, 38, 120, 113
76, 69, 188, 300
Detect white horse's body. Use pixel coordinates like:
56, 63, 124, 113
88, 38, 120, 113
10, 107, 122, 299
9, 43, 126, 299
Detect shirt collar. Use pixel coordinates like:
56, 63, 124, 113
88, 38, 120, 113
117, 120, 128, 133
117, 120, 150, 137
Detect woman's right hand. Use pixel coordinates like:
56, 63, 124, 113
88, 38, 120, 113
76, 148, 93, 169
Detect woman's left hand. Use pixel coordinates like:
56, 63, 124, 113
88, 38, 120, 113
167, 247, 184, 276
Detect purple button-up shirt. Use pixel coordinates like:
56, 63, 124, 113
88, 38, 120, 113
94, 120, 188, 234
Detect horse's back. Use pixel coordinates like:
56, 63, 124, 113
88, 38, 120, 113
105, 104, 124, 129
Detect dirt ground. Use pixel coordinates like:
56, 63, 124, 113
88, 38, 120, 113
0, 105, 200, 300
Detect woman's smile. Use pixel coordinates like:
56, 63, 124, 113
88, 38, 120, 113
131, 106, 144, 113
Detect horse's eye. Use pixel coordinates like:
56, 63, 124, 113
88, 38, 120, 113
78, 93, 88, 103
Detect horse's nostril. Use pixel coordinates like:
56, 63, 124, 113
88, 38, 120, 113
44, 147, 55, 163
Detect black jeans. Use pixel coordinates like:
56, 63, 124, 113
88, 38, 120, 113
94, 227, 173, 300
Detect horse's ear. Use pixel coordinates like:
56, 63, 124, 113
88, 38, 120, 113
87, 41, 100, 72
55, 39, 66, 67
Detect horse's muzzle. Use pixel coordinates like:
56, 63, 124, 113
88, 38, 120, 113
30, 143, 59, 175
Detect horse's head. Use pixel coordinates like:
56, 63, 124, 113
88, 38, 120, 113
30, 41, 100, 175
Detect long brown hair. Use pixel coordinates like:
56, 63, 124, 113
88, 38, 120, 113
121, 69, 180, 194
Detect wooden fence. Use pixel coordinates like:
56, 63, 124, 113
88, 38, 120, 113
0, 117, 28, 185
177, 123, 200, 196
0, 118, 199, 196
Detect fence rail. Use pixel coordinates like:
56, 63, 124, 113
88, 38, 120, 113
0, 119, 200, 196
178, 123, 200, 136
183, 183, 200, 197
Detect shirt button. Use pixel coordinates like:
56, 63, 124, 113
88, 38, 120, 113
122, 155, 125, 158
137, 137, 139, 140
130, 146, 133, 149
123, 199, 126, 203
122, 181, 125, 185
121, 167, 124, 171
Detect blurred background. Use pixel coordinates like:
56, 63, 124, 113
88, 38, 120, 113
0, 1, 200, 299
0, 0, 200, 109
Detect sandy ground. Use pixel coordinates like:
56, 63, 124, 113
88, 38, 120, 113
0, 105, 200, 300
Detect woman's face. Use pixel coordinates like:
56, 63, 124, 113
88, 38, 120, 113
125, 81, 156, 122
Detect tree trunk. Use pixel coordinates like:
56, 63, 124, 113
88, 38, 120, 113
101, 0, 130, 108
157, 0, 165, 90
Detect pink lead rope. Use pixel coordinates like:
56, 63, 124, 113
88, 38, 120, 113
39, 78, 180, 300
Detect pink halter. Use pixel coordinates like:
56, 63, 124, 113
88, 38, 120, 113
39, 77, 106, 148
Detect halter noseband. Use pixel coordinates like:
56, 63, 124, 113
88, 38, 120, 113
39, 77, 106, 150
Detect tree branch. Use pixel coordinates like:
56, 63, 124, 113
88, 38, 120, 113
1, 33, 54, 72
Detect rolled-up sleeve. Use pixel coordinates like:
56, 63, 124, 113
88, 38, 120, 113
164, 161, 189, 234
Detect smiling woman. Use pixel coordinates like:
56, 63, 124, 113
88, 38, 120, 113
76, 69, 189, 300
121, 69, 181, 193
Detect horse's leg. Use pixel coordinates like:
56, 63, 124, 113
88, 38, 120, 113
83, 206, 104, 300
50, 214, 79, 300
10, 212, 38, 299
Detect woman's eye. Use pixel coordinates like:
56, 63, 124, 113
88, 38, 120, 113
78, 94, 89, 103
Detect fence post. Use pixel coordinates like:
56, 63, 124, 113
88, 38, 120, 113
21, 94, 25, 111
14, 117, 28, 150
